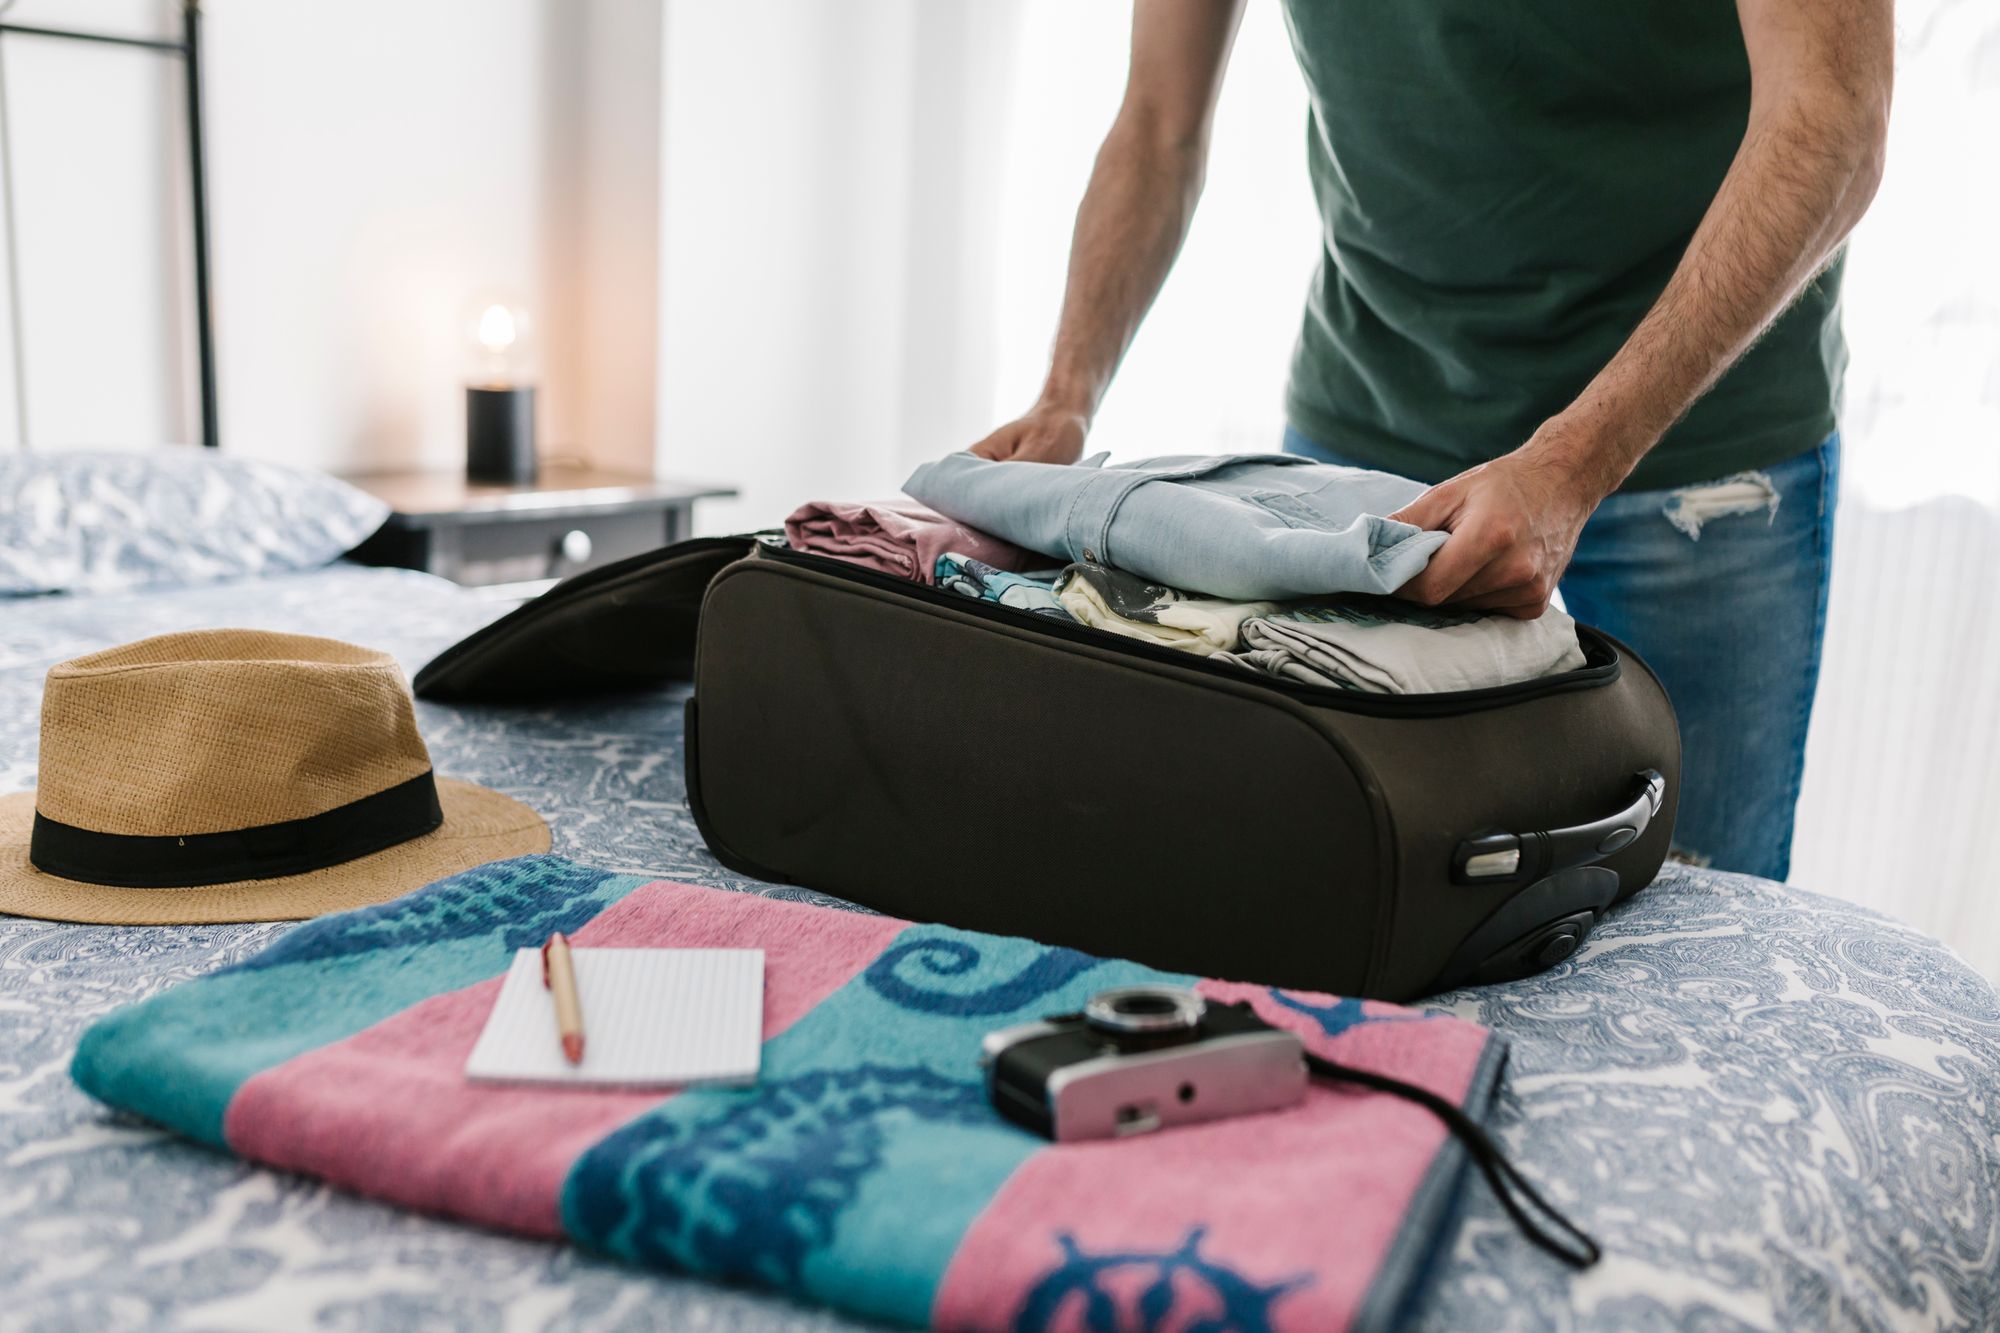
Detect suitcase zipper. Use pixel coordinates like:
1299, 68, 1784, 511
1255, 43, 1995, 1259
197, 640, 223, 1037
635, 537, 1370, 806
752, 541, 1620, 718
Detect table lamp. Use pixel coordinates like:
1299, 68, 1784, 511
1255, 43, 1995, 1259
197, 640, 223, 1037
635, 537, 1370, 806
466, 298, 537, 484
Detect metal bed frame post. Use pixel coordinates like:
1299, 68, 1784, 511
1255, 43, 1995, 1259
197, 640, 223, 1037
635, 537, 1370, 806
181, 1, 216, 451
0, 0, 219, 450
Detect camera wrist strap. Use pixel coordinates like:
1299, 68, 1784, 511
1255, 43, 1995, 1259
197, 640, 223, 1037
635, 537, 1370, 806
1302, 1052, 1602, 1269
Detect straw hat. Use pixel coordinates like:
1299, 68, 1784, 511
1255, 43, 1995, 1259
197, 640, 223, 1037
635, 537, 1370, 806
0, 629, 549, 924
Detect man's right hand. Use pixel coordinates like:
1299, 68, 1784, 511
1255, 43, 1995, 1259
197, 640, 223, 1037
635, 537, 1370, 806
968, 402, 1091, 464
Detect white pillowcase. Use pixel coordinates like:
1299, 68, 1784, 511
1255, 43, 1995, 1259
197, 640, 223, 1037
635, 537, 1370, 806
0, 449, 390, 595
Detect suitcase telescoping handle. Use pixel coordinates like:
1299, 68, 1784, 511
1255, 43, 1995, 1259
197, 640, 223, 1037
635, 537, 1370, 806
1452, 770, 1666, 886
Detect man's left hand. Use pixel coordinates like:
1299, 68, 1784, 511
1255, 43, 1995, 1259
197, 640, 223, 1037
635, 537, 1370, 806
1387, 431, 1610, 620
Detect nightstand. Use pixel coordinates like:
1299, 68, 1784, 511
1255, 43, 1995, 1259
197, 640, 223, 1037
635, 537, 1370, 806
343, 465, 737, 588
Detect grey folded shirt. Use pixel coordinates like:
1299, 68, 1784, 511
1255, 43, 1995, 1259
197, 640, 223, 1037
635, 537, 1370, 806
902, 452, 1446, 602
1222, 600, 1588, 695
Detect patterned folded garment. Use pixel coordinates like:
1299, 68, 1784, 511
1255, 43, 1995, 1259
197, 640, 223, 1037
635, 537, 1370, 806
935, 551, 1073, 620
786, 498, 1031, 585
1055, 561, 1278, 656
72, 855, 1504, 1332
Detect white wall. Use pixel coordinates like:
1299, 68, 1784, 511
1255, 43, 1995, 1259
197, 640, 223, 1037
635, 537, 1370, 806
0, 0, 657, 474
204, 0, 560, 472
538, 0, 663, 477
652, 0, 1022, 530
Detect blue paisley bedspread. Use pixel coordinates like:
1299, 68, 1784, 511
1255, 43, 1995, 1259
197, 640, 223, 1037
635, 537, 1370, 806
2, 564, 1996, 1331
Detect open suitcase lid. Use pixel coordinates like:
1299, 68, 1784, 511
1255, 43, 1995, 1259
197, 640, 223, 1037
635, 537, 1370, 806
412, 536, 757, 702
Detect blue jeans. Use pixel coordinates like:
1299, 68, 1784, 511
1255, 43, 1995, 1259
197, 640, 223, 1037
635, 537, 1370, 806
1283, 427, 1839, 881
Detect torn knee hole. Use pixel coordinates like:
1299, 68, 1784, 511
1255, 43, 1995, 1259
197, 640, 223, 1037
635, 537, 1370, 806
1660, 470, 1780, 540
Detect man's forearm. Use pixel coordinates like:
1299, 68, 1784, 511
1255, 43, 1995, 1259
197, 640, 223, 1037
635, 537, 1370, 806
1539, 0, 1892, 497
1038, 117, 1210, 422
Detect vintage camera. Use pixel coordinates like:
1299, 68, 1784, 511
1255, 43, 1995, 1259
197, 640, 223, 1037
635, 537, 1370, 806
981, 985, 1309, 1141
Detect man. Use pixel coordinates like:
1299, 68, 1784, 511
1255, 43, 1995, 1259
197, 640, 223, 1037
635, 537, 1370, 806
968, 0, 1891, 879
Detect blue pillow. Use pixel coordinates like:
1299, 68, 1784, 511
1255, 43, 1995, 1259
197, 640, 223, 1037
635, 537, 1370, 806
0, 449, 390, 595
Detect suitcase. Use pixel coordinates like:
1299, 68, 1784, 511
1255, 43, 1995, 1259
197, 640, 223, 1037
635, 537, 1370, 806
416, 534, 1680, 1002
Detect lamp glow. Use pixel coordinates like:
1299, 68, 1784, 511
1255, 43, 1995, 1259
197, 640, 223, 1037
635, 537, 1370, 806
464, 295, 537, 484
476, 303, 519, 355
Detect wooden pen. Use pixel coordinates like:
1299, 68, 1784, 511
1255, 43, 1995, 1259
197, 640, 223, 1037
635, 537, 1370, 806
541, 931, 586, 1064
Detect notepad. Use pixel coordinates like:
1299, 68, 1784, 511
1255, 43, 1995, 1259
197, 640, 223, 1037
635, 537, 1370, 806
465, 947, 765, 1086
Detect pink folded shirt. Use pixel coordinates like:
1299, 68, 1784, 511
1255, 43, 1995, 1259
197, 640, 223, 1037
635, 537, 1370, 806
784, 497, 1031, 584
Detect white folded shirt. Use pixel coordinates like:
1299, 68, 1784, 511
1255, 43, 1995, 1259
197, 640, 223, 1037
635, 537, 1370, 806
1055, 564, 1276, 656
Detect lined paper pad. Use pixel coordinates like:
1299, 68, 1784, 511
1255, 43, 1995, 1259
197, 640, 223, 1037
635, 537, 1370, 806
465, 948, 764, 1086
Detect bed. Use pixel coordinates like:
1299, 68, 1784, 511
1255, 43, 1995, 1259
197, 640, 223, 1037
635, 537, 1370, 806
4, 560, 1998, 1331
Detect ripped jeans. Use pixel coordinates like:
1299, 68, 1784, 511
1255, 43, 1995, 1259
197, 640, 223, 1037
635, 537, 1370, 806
1283, 428, 1839, 881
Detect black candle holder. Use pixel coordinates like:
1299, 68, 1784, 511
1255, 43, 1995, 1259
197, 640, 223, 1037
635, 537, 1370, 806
466, 385, 537, 484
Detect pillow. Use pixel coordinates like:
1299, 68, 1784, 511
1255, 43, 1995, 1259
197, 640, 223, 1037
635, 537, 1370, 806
0, 449, 390, 595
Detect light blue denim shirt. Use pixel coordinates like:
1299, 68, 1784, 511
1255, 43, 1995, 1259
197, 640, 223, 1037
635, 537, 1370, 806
902, 452, 1445, 601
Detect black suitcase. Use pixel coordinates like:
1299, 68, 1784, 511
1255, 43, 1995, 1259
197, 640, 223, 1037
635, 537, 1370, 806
417, 535, 1679, 1002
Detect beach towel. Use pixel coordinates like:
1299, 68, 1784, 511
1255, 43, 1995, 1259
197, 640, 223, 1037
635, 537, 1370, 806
72, 855, 1509, 1332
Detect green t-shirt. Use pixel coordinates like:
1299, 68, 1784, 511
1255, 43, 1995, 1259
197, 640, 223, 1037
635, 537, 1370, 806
1277, 0, 1844, 492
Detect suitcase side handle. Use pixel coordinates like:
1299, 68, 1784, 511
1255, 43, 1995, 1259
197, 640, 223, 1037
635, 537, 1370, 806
1452, 770, 1666, 886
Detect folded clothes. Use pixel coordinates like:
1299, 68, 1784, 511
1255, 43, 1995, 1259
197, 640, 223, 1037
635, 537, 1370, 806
72, 854, 1504, 1332
902, 451, 1446, 601
934, 552, 1071, 620
785, 497, 1028, 585
942, 551, 1582, 694
1223, 599, 1587, 695
1056, 562, 1275, 656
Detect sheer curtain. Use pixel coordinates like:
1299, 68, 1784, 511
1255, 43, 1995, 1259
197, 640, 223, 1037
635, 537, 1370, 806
982, 0, 2000, 978
1788, 0, 2000, 979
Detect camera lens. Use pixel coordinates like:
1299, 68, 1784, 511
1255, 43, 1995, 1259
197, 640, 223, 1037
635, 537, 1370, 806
1084, 986, 1206, 1036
